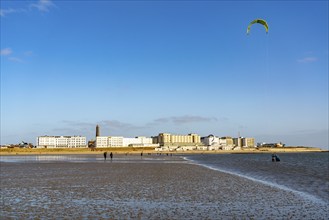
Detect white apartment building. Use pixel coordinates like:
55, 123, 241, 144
37, 136, 86, 148
96, 136, 109, 148
123, 136, 153, 146
201, 135, 220, 146
201, 135, 255, 150
95, 136, 156, 148
109, 136, 124, 147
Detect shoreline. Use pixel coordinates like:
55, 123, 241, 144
0, 147, 326, 156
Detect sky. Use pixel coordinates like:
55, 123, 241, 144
1, 0, 328, 149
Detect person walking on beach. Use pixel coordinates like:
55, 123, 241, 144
110, 152, 113, 161
103, 152, 107, 161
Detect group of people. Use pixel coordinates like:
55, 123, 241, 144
103, 152, 113, 161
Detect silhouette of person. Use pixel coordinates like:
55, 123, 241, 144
275, 155, 280, 162
110, 152, 113, 160
103, 152, 107, 161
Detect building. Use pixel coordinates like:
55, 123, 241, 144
201, 135, 220, 146
96, 136, 109, 148
155, 133, 201, 146
233, 137, 242, 148
123, 136, 153, 147
108, 136, 124, 147
37, 136, 86, 148
96, 125, 100, 137
95, 136, 157, 148
257, 142, 284, 148
220, 137, 233, 146
220, 137, 234, 150
242, 137, 255, 148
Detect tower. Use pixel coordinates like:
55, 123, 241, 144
96, 125, 100, 137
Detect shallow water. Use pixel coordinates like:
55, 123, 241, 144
185, 152, 329, 204
0, 154, 181, 163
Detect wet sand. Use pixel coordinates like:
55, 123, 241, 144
1, 157, 328, 219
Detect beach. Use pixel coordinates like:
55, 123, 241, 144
0, 146, 325, 156
1, 154, 328, 219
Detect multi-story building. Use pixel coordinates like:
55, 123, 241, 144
123, 136, 153, 147
156, 133, 201, 146
233, 137, 243, 148
95, 136, 156, 148
108, 136, 124, 147
96, 136, 109, 148
220, 137, 234, 146
220, 137, 234, 150
233, 137, 255, 148
201, 135, 220, 146
242, 137, 255, 148
37, 136, 86, 148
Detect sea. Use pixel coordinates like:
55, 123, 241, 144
184, 152, 329, 205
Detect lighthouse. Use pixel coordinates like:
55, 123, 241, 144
96, 125, 100, 137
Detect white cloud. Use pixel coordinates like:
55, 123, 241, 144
153, 115, 218, 125
297, 57, 318, 63
30, 0, 55, 12
0, 8, 14, 17
0, 8, 27, 17
1, 49, 34, 62
1, 48, 27, 62
1, 0, 55, 17
0, 48, 13, 56
8, 57, 25, 63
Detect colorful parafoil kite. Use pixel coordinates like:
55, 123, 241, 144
246, 19, 269, 34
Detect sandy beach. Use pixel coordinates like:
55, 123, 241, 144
0, 146, 325, 156
1, 154, 328, 219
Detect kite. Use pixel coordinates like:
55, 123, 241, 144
247, 19, 269, 34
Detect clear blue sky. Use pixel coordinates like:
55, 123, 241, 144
1, 0, 328, 148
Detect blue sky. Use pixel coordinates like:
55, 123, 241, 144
1, 0, 328, 149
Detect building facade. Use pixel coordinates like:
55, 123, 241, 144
233, 137, 255, 148
95, 136, 109, 148
108, 136, 124, 147
242, 137, 255, 148
156, 133, 201, 146
95, 136, 156, 148
37, 136, 86, 148
201, 135, 220, 146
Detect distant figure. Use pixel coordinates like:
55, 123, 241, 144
272, 154, 280, 162
103, 152, 107, 161
110, 152, 113, 160
141, 152, 143, 159
275, 155, 280, 162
